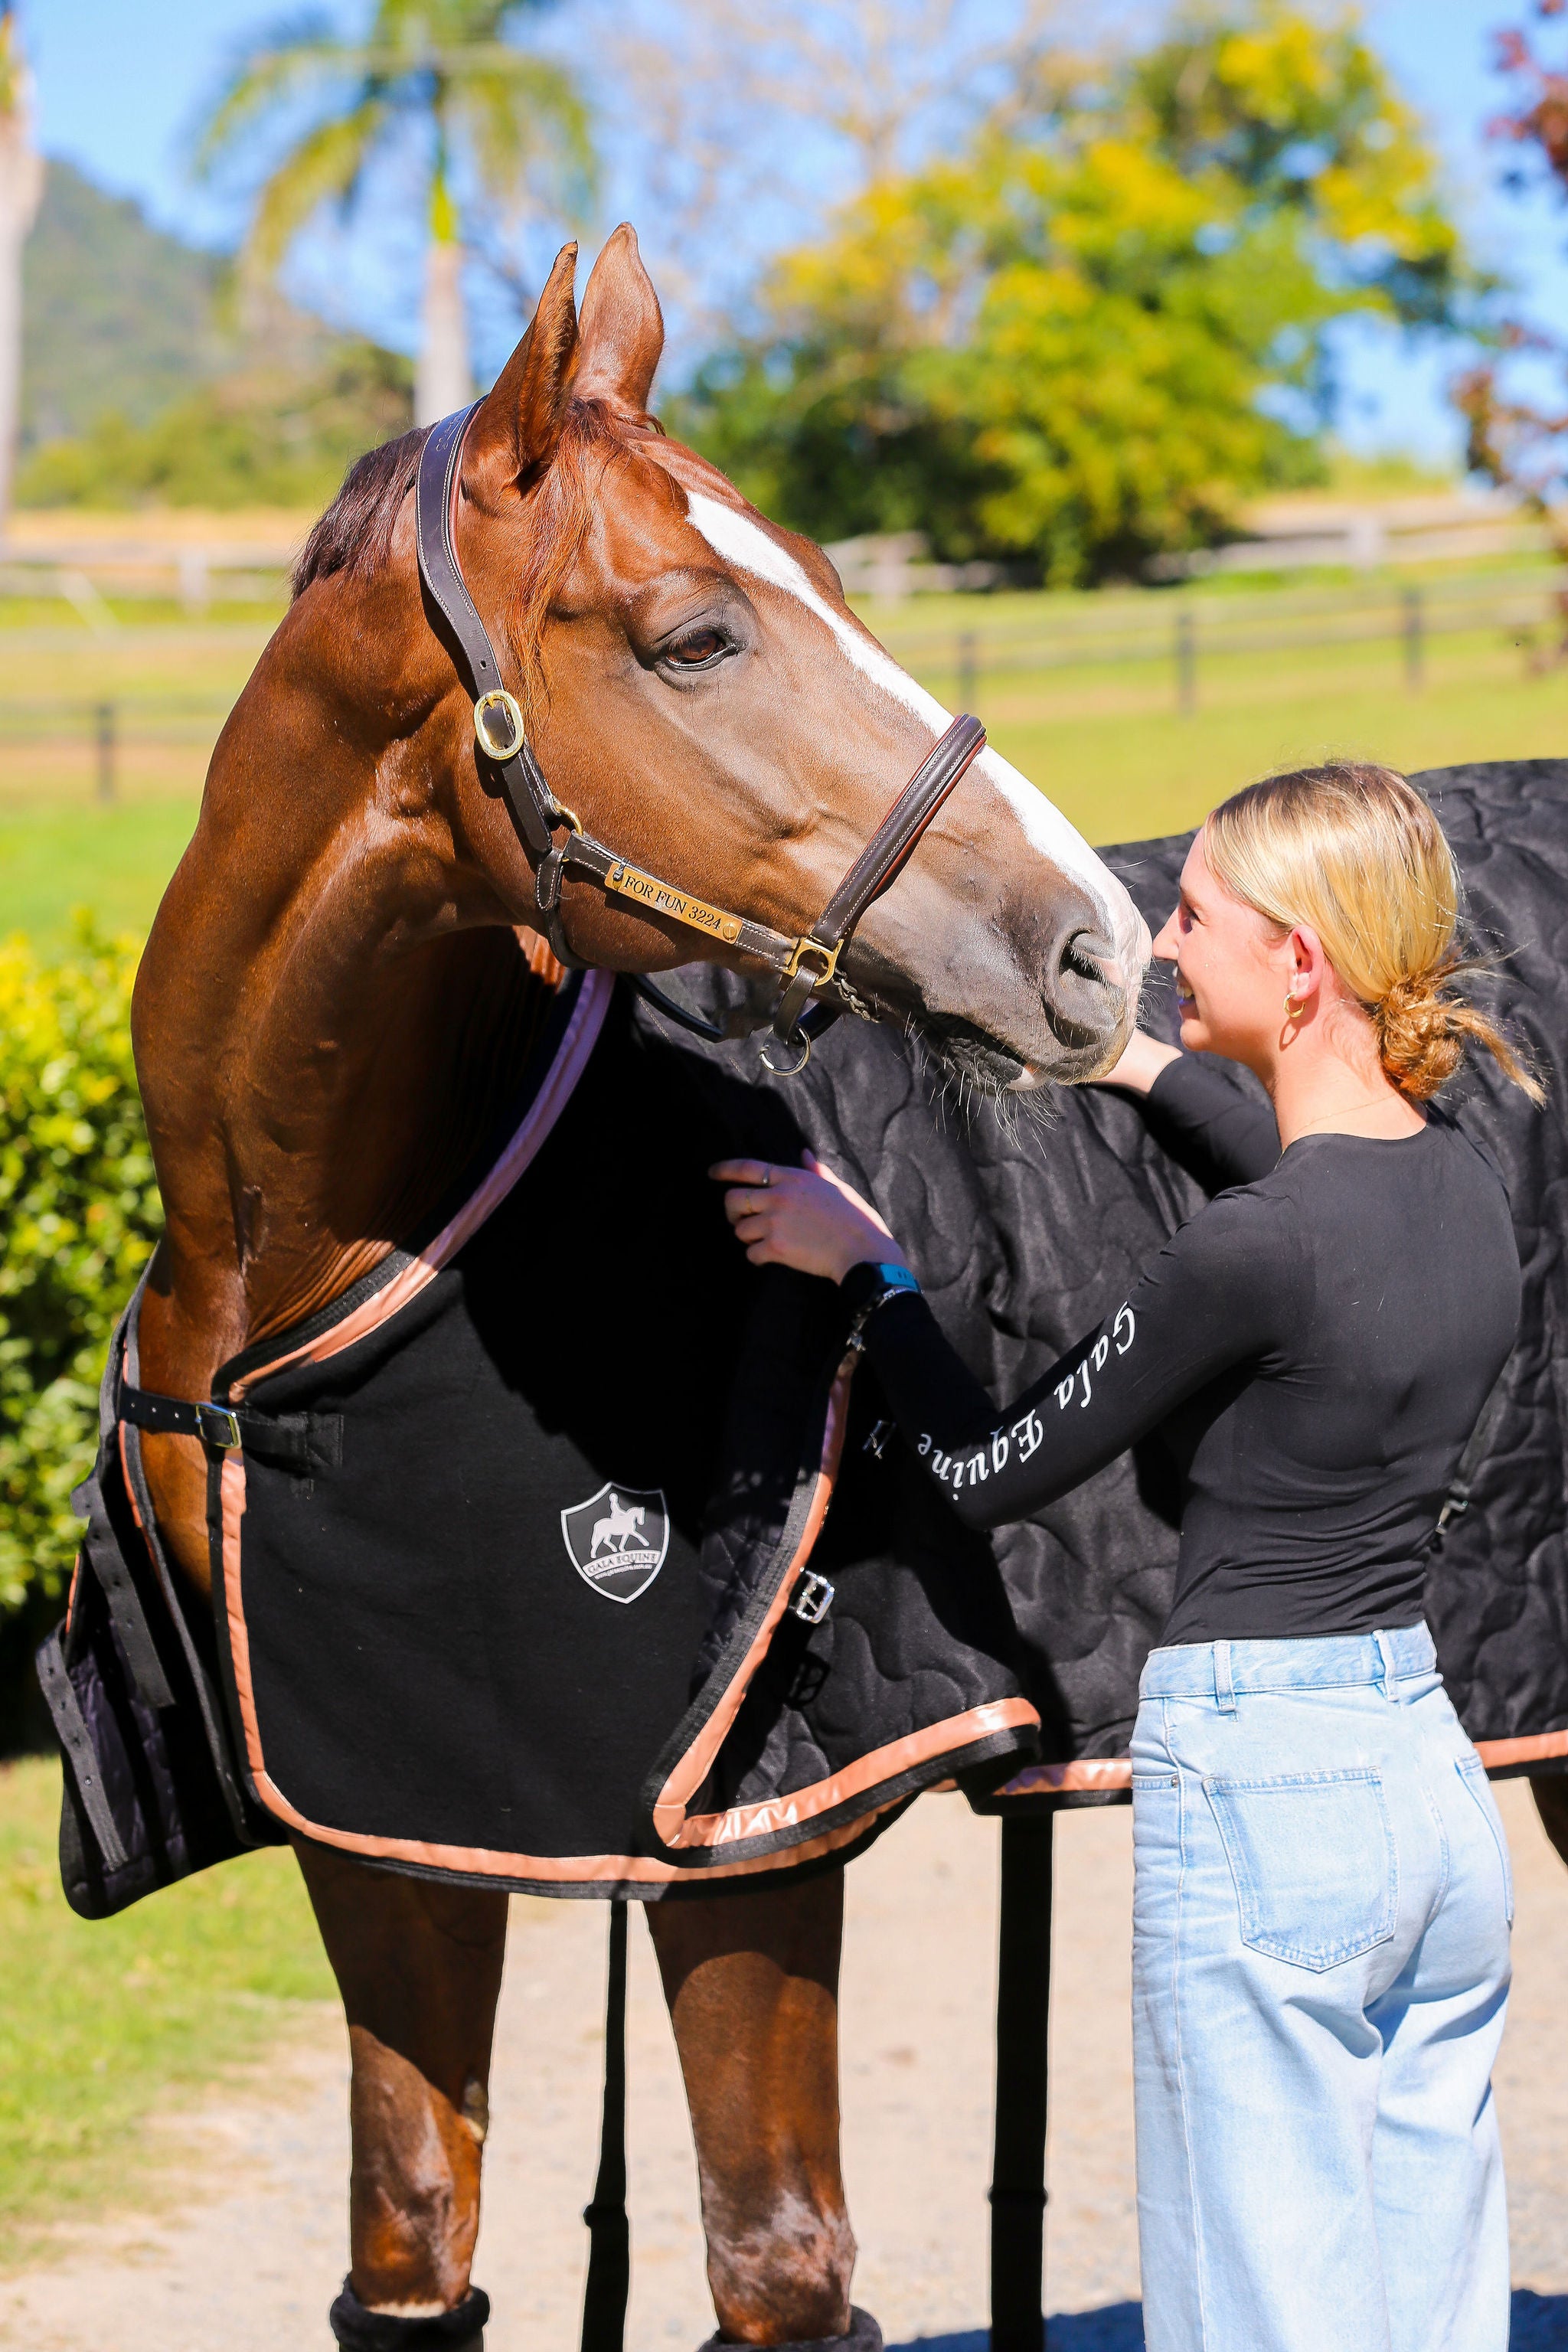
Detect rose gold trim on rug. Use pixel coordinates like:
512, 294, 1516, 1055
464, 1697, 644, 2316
996, 1756, 1133, 1797
250, 1764, 890, 1884
668, 1697, 1042, 1851
118, 1423, 145, 1530
1474, 1729, 1568, 1769
230, 968, 614, 1400
220, 1453, 263, 1769
649, 1361, 854, 1844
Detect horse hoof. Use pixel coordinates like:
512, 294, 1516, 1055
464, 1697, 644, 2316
697, 2307, 883, 2352
328, 2278, 490, 2350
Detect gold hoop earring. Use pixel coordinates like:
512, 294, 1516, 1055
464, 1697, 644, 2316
1285, 991, 1305, 1020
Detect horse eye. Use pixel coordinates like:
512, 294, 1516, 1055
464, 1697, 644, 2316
667, 627, 729, 666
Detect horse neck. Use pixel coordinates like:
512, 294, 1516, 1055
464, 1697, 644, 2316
136, 619, 553, 1374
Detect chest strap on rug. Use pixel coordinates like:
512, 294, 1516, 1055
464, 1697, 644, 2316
70, 1454, 175, 1712
118, 1380, 343, 1474
34, 1625, 131, 1871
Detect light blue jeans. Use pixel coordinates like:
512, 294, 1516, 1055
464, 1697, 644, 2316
1131, 1622, 1513, 2352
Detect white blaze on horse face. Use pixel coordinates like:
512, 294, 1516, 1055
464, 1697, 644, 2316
683, 490, 1148, 981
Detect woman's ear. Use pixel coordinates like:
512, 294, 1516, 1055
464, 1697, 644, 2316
1286, 925, 1327, 1005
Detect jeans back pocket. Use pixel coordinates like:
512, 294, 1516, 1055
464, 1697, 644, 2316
1206, 1769, 1398, 1971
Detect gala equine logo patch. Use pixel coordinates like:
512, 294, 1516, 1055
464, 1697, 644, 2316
560, 1482, 670, 1603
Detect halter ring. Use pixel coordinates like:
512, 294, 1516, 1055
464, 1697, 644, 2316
473, 688, 527, 763
760, 1031, 812, 1078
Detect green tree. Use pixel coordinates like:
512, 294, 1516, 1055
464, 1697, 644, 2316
675, 5, 1468, 585
17, 341, 412, 509
197, 0, 593, 425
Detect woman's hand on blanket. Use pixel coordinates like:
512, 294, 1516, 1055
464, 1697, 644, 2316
710, 1152, 908, 1282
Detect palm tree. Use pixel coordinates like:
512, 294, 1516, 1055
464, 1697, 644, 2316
198, 1, 593, 424
0, 6, 42, 528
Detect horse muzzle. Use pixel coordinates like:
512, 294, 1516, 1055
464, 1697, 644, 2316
1011, 899, 1151, 1091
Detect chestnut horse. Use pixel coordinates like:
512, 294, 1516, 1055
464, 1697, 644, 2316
130, 227, 1148, 2347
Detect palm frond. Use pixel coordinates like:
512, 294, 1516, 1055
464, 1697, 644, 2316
245, 100, 387, 276
194, 13, 374, 178
452, 56, 596, 212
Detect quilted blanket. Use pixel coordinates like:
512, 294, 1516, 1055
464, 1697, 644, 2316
668, 759, 1568, 1795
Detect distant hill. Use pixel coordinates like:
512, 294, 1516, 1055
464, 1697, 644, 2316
22, 160, 232, 449
17, 158, 412, 508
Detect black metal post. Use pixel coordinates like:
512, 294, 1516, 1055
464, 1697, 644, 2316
1175, 610, 1197, 714
1403, 585, 1425, 691
95, 701, 116, 805
989, 1811, 1054, 2352
959, 629, 978, 717
580, 1900, 630, 2352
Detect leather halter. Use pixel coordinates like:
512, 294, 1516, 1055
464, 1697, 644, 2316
414, 402, 987, 1073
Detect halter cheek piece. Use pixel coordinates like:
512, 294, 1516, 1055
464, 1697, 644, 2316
414, 402, 988, 1075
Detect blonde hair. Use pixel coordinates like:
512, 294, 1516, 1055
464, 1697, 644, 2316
1202, 762, 1543, 1105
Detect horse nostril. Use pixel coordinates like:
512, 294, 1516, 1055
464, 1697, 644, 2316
1038, 923, 1120, 1054
1057, 926, 1115, 994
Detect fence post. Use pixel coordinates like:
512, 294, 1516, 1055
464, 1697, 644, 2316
95, 702, 116, 805
1402, 586, 1425, 691
1176, 609, 1197, 714
178, 547, 211, 618
959, 629, 978, 717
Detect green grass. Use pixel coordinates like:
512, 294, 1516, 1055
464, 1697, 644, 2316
0, 1755, 334, 2262
983, 639, 1568, 848
0, 799, 199, 949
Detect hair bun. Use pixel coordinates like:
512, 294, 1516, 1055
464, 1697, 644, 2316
1371, 972, 1465, 1102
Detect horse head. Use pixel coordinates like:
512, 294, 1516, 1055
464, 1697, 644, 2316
290, 224, 1148, 1096
131, 222, 1152, 1550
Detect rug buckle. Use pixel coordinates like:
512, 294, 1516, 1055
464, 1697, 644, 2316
789, 1570, 835, 1625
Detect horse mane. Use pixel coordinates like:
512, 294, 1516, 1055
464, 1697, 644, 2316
292, 397, 668, 721
292, 426, 432, 600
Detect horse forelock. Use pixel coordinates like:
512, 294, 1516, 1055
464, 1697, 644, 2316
291, 398, 674, 727
505, 397, 658, 723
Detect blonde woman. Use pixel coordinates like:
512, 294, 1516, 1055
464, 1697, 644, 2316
714, 763, 1539, 2352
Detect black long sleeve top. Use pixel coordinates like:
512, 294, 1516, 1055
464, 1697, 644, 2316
851, 1054, 1521, 1644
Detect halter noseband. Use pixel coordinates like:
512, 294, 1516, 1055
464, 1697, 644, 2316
413, 402, 986, 1074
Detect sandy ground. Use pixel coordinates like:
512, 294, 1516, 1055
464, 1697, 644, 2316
2, 1780, 1566, 2350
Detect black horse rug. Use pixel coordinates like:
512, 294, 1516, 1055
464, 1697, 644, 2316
44, 965, 1037, 1916
42, 756, 1568, 1915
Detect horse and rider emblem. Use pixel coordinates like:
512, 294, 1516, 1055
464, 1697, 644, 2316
560, 1482, 670, 1603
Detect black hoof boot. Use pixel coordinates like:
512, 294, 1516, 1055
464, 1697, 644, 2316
697, 2307, 883, 2352
329, 2278, 491, 2352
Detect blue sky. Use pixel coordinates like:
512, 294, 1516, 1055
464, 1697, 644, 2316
27, 0, 1568, 463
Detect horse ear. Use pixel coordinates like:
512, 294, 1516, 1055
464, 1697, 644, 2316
574, 224, 664, 416
467, 240, 580, 481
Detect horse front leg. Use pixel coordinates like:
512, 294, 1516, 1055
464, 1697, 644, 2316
648, 1867, 875, 2350
294, 1838, 508, 2344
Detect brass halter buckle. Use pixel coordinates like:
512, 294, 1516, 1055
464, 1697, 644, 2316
473, 688, 527, 763
782, 937, 841, 988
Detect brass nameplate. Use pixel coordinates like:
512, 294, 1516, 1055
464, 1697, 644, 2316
604, 862, 743, 944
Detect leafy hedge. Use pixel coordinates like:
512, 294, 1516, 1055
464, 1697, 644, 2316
0, 926, 159, 1625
